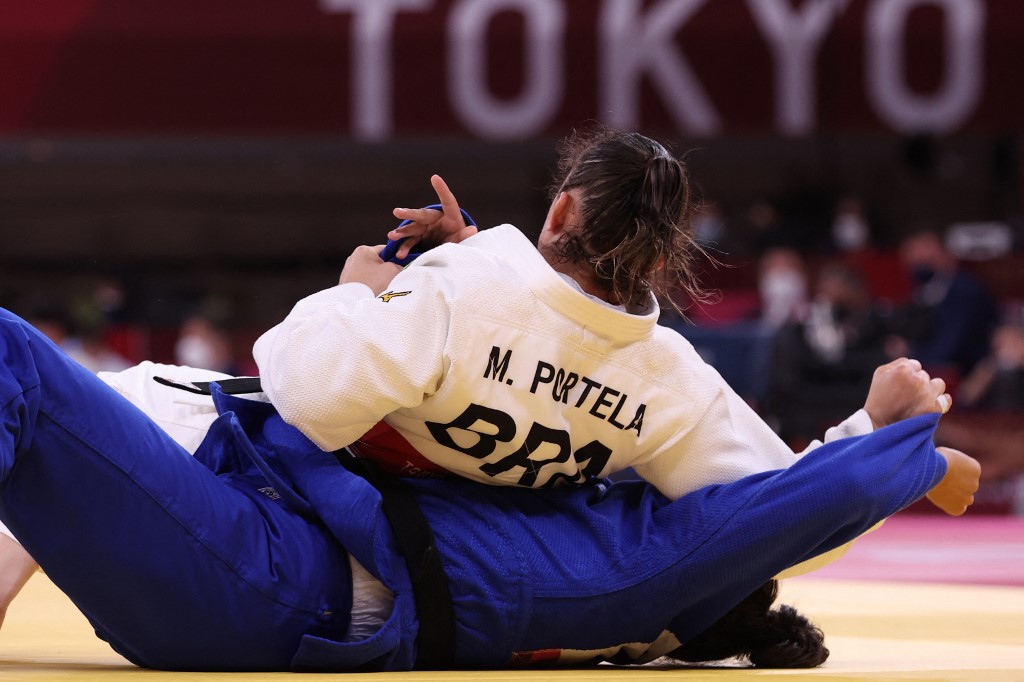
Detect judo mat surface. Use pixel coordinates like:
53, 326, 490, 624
2, 513, 1023, 681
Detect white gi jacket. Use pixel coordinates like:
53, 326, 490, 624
253, 224, 873, 500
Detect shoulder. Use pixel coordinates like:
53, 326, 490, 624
424, 224, 533, 261
642, 326, 727, 396
406, 225, 538, 282
386, 225, 536, 302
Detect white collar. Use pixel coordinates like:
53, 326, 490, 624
470, 225, 660, 342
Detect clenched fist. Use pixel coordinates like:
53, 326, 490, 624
863, 357, 951, 430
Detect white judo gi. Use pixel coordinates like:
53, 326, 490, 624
253, 224, 873, 499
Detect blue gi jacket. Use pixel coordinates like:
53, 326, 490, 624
201, 388, 945, 671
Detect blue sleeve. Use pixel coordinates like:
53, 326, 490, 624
409, 414, 946, 663
658, 413, 946, 644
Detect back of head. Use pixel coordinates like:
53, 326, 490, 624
548, 127, 702, 310
669, 580, 829, 668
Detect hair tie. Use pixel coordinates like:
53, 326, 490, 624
641, 154, 672, 208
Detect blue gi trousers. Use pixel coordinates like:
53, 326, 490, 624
0, 309, 353, 670
0, 307, 947, 671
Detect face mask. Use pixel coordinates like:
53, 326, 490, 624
759, 269, 807, 327
804, 302, 844, 362
760, 269, 806, 305
175, 334, 218, 370
910, 266, 937, 286
832, 213, 868, 251
832, 303, 853, 323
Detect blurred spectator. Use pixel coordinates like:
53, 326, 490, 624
831, 196, 871, 253
175, 306, 245, 375
934, 320, 1024, 485
886, 230, 999, 375
692, 200, 727, 249
19, 294, 131, 373
936, 413, 1024, 485
956, 321, 1024, 410
90, 277, 129, 323
746, 200, 784, 255
757, 247, 808, 330
71, 324, 133, 373
764, 264, 890, 447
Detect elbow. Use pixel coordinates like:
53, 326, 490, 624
257, 360, 309, 424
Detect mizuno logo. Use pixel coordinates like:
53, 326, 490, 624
378, 290, 411, 302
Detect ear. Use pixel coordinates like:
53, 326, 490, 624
543, 190, 576, 236
538, 190, 581, 250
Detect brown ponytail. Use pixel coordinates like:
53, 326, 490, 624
547, 126, 707, 312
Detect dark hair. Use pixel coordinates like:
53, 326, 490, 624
548, 126, 705, 310
669, 580, 829, 668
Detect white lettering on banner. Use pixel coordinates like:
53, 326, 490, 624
449, 0, 565, 139
866, 0, 985, 133
598, 0, 720, 136
319, 0, 987, 139
320, 0, 433, 142
747, 0, 852, 136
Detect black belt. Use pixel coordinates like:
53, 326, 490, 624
333, 449, 457, 669
153, 374, 457, 668
153, 375, 264, 395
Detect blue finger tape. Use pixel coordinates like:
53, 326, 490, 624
381, 204, 477, 266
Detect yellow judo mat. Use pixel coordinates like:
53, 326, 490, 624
2, 571, 1023, 681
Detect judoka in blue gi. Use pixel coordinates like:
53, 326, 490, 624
0, 307, 979, 671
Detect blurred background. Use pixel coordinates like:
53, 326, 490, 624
1, 0, 1021, 510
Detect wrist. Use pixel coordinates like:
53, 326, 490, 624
865, 410, 885, 431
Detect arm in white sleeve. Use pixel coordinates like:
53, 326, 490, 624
799, 408, 875, 453
634, 388, 808, 500
253, 271, 450, 451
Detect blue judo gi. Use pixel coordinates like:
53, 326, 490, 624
0, 308, 946, 671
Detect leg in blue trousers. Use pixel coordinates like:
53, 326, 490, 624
0, 309, 353, 671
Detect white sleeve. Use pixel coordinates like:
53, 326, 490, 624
798, 408, 875, 453
635, 387, 877, 501
252, 273, 450, 451
634, 388, 804, 500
